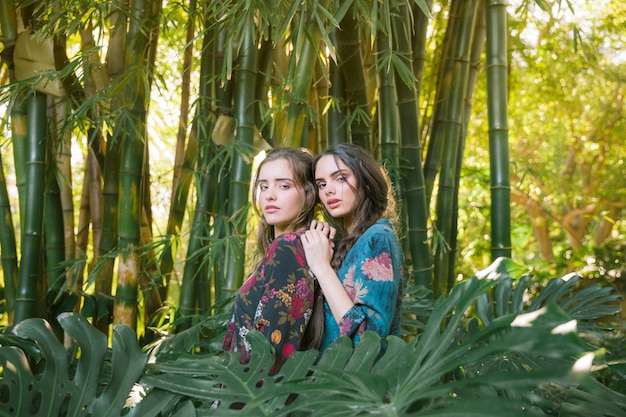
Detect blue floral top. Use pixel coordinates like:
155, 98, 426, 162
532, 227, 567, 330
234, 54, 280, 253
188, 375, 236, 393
321, 219, 404, 350
223, 231, 316, 368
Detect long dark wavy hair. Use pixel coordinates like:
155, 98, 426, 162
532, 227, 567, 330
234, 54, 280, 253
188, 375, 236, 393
314, 143, 398, 271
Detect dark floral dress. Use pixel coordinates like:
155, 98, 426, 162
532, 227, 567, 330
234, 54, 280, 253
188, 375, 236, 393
321, 219, 404, 350
223, 230, 315, 367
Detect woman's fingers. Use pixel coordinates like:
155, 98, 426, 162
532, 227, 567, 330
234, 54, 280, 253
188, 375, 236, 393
309, 220, 336, 240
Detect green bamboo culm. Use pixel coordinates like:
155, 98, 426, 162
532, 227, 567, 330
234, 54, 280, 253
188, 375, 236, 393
336, 11, 370, 150
376, 31, 401, 199
0, 154, 18, 323
94, 126, 121, 332
1, 35, 26, 323
393, 1, 433, 288
10, 101, 28, 230
222, 23, 258, 300
284, 14, 321, 147
14, 92, 48, 325
485, 0, 512, 259
0, 0, 17, 45
447, 1, 487, 289
93, 0, 128, 334
432, 0, 478, 296
159, 0, 197, 295
176, 21, 216, 327
44, 175, 66, 293
326, 30, 348, 148
114, 0, 151, 329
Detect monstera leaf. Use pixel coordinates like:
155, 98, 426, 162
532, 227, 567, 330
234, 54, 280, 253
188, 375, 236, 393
131, 259, 625, 416
0, 313, 146, 417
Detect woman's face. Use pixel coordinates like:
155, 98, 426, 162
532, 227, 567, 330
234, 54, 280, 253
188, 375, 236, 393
257, 158, 304, 236
314, 154, 359, 230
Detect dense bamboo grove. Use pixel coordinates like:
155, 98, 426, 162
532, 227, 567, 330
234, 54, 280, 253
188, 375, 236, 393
0, 0, 624, 342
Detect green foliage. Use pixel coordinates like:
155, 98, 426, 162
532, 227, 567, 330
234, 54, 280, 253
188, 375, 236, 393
0, 313, 147, 417
127, 259, 626, 416
1, 259, 624, 416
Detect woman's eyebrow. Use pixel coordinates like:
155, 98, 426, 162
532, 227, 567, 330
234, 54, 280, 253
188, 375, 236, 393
258, 177, 294, 182
316, 169, 346, 182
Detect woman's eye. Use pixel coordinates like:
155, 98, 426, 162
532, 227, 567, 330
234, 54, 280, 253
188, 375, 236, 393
337, 176, 346, 182
259, 185, 268, 191
317, 183, 326, 189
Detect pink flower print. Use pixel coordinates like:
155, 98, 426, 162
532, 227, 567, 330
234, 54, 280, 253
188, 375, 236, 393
343, 265, 356, 298
240, 275, 257, 294
295, 277, 312, 298
339, 318, 354, 336
361, 253, 394, 281
283, 233, 297, 242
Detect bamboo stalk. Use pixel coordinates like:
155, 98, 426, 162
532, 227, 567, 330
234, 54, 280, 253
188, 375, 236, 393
485, 0, 512, 260
394, 0, 433, 288
0, 154, 18, 324
14, 92, 48, 324
223, 23, 258, 299
337, 11, 371, 149
433, 0, 478, 296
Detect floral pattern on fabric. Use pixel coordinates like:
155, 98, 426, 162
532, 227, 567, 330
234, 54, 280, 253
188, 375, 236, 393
223, 230, 315, 365
321, 219, 404, 350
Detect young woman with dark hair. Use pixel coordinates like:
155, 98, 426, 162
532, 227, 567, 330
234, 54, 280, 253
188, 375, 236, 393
301, 143, 404, 351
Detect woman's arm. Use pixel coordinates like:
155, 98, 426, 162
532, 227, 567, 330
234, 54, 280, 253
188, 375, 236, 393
256, 234, 316, 358
303, 223, 403, 339
301, 227, 354, 323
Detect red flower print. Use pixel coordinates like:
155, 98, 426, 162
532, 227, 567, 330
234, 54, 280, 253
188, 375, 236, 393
266, 241, 278, 259
240, 275, 257, 293
289, 298, 305, 319
295, 251, 306, 266
282, 343, 296, 358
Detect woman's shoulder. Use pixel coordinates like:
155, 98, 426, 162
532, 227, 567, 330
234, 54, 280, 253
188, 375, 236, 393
269, 231, 306, 250
356, 219, 401, 249
265, 231, 307, 266
363, 219, 395, 236
276, 230, 305, 242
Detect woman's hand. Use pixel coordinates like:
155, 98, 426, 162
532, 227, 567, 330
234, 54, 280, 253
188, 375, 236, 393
309, 220, 336, 244
301, 223, 334, 275
302, 221, 354, 323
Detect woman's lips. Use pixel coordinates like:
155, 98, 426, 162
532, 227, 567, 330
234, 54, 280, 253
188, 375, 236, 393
326, 198, 341, 210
